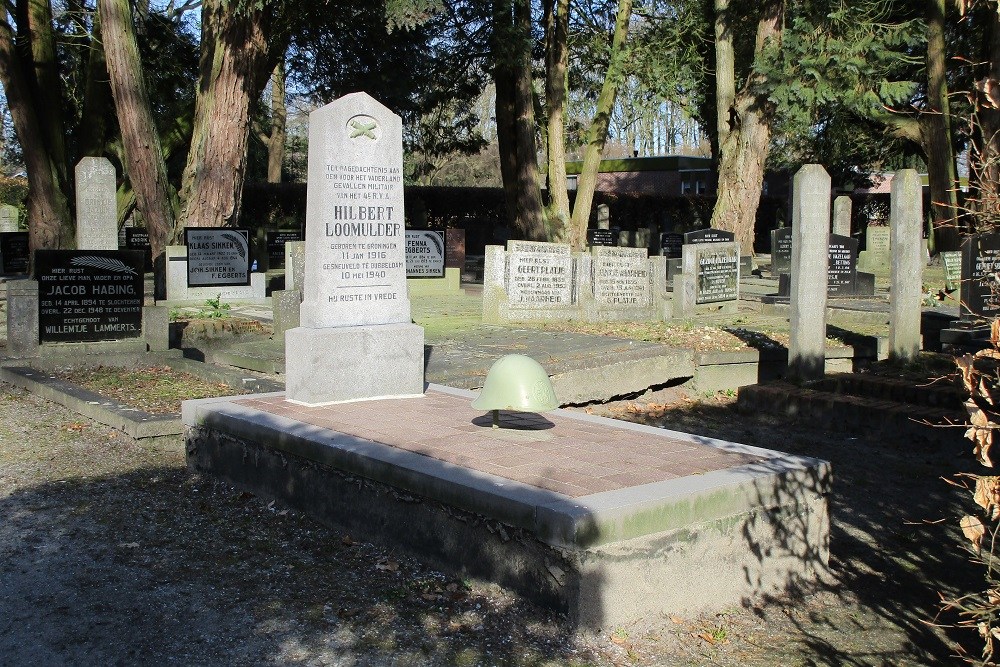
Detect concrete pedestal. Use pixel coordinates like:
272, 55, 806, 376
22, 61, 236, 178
284, 322, 424, 405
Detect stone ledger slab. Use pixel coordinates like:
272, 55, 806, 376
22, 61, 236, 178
183, 385, 830, 631
284, 323, 424, 405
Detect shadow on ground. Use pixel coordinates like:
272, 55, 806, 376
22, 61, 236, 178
0, 463, 588, 666
600, 395, 983, 666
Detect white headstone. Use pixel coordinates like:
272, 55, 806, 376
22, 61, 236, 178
507, 240, 572, 308
788, 164, 831, 381
592, 246, 652, 307
299, 96, 409, 328
889, 169, 923, 360
0, 204, 18, 233
286, 92, 423, 405
75, 157, 118, 250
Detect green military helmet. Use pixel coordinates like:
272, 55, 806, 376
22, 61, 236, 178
472, 354, 558, 427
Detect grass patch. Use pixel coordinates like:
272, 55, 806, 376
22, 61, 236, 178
54, 365, 249, 414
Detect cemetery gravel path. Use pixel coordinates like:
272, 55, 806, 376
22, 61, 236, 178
0, 380, 985, 666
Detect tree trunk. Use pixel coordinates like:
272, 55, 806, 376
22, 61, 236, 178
77, 6, 113, 159
491, 0, 546, 241
714, 0, 735, 152
266, 58, 287, 184
176, 0, 272, 238
0, 8, 72, 251
16, 0, 68, 191
924, 0, 960, 249
568, 0, 632, 251
99, 0, 175, 264
544, 0, 570, 240
709, 0, 783, 254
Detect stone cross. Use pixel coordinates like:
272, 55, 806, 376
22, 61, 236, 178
889, 169, 923, 360
788, 164, 831, 381
75, 157, 118, 250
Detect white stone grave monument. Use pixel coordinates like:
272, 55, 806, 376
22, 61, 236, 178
285, 92, 424, 405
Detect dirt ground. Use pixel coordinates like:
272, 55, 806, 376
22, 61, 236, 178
0, 371, 987, 666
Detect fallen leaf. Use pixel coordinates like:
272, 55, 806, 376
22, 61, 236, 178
962, 515, 986, 551
975, 477, 1000, 518
376, 559, 399, 572
670, 615, 685, 625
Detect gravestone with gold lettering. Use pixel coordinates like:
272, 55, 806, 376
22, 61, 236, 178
285, 92, 423, 405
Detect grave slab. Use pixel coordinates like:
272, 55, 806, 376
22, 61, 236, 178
184, 384, 830, 630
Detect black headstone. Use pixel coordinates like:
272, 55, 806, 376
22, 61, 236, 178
827, 234, 859, 296
770, 228, 792, 275
587, 228, 617, 247
961, 233, 1000, 320
124, 228, 152, 272
684, 228, 736, 244
660, 233, 683, 259
185, 227, 251, 287
0, 231, 30, 274
35, 249, 144, 343
265, 229, 303, 270
695, 245, 740, 304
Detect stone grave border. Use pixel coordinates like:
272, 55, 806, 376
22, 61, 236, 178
184, 383, 830, 629
0, 352, 281, 445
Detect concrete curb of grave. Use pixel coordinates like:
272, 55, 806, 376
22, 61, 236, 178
736, 379, 967, 445
183, 384, 831, 629
0, 356, 282, 444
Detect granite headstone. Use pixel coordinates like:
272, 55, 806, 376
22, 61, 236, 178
507, 240, 573, 307
591, 246, 652, 307
286, 92, 423, 405
0, 204, 18, 233
35, 249, 143, 343
185, 228, 251, 287
74, 157, 118, 250
960, 233, 1000, 321
405, 230, 446, 277
771, 227, 793, 275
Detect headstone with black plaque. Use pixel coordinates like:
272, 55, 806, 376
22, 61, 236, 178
125, 228, 153, 272
770, 228, 793, 275
185, 228, 251, 287
660, 233, 683, 259
960, 233, 1000, 321
35, 249, 143, 343
827, 234, 858, 296
405, 230, 446, 277
587, 228, 616, 247
265, 229, 303, 270
0, 232, 29, 274
684, 228, 736, 245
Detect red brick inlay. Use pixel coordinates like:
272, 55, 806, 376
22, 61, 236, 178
234, 391, 764, 498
